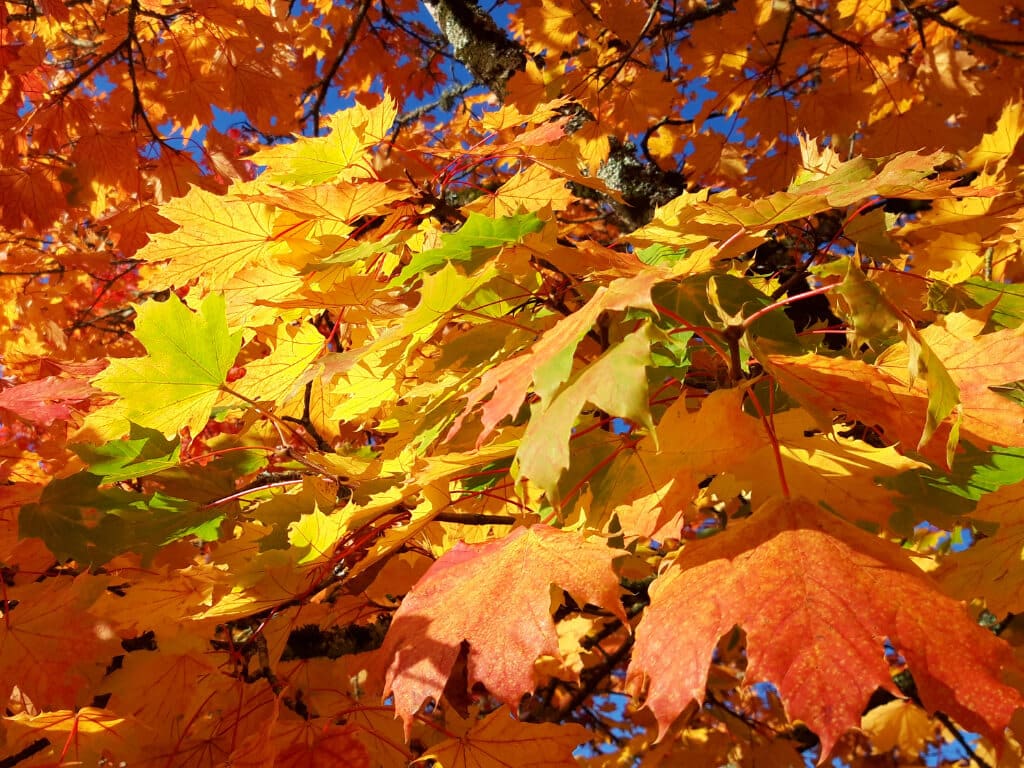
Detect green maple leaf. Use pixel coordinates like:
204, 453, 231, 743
94, 293, 243, 438
19, 473, 222, 565
72, 423, 180, 483
517, 324, 658, 497
395, 212, 544, 283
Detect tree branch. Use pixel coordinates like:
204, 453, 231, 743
656, 0, 738, 32
420, 0, 527, 100
0, 740, 51, 768
906, 2, 1024, 59
306, 0, 373, 135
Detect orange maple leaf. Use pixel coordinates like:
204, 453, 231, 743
627, 497, 1023, 759
420, 705, 589, 767
381, 525, 627, 732
0, 576, 118, 708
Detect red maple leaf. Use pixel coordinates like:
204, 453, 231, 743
627, 497, 1024, 758
381, 525, 627, 732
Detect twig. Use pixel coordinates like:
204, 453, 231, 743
433, 511, 517, 525
598, 1, 660, 92
908, 2, 1024, 59
935, 711, 993, 768
306, 0, 373, 135
280, 380, 331, 451
656, 0, 738, 32
0, 739, 51, 768
394, 81, 475, 128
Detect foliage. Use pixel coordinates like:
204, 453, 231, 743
4, 0, 1024, 766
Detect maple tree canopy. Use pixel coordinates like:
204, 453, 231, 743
4, 0, 1024, 765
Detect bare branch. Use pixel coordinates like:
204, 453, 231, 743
306, 0, 373, 135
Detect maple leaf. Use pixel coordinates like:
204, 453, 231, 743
71, 423, 180, 483
448, 268, 666, 445
0, 375, 96, 427
420, 705, 590, 767
229, 701, 372, 768
589, 388, 768, 539
229, 320, 325, 404
92, 292, 243, 439
516, 323, 657, 496
19, 471, 222, 563
2, 707, 141, 767
137, 185, 288, 294
709, 408, 927, 531
876, 319, 1024, 453
251, 96, 397, 186
463, 163, 574, 217
395, 211, 544, 283
764, 352, 962, 467
860, 699, 935, 757
815, 258, 961, 450
930, 276, 1024, 330
381, 525, 627, 732
10, 0, 1024, 761
939, 481, 1024, 616
0, 576, 118, 708
627, 496, 1023, 758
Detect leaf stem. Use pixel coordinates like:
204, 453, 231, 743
741, 283, 836, 331
745, 390, 790, 498
219, 383, 305, 447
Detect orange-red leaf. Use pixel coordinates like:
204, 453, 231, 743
627, 497, 1023, 759
0, 576, 117, 708
381, 525, 627, 732
0, 376, 96, 427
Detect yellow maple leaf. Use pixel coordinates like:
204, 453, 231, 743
251, 95, 397, 186
138, 183, 287, 293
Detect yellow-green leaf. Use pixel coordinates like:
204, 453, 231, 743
93, 293, 243, 438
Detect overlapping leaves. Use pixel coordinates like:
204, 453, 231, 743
8, 89, 1024, 768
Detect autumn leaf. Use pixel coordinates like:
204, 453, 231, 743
816, 258, 962, 451
929, 276, 1024, 330
0, 577, 118, 708
876, 319, 1024, 454
229, 319, 325, 404
2, 708, 141, 767
516, 323, 657, 496
138, 185, 288, 294
420, 705, 589, 767
861, 699, 936, 756
251, 95, 397, 186
463, 163, 574, 217
592, 388, 768, 539
19, 471, 222, 563
627, 496, 1023, 758
448, 268, 666, 445
9, 0, 1024, 762
708, 408, 927, 531
395, 211, 544, 283
765, 352, 962, 466
381, 525, 627, 732
0, 376, 97, 427
71, 423, 180, 483
939, 481, 1024, 615
91, 292, 243, 439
